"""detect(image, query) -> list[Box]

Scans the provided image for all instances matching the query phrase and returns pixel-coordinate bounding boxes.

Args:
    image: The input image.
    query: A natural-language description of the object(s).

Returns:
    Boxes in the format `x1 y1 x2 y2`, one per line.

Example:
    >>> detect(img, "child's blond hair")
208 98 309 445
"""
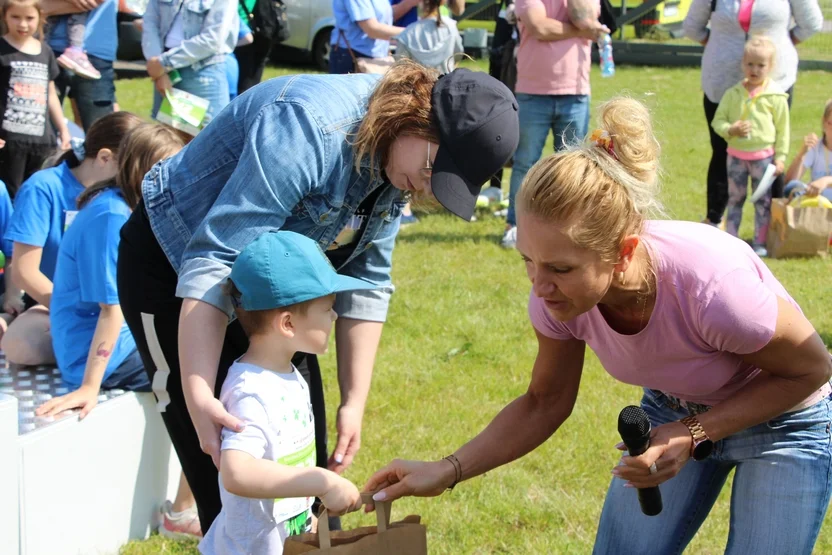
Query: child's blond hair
743 35 776 68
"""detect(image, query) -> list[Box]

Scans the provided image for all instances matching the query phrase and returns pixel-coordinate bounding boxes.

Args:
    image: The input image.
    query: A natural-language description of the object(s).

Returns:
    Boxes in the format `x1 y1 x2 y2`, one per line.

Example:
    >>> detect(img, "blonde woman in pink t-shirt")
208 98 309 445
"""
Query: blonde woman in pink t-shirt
366 97 832 553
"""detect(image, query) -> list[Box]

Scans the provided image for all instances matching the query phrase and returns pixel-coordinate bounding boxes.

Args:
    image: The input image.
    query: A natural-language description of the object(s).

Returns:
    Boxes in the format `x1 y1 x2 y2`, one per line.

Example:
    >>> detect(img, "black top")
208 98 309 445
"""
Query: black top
0 38 59 145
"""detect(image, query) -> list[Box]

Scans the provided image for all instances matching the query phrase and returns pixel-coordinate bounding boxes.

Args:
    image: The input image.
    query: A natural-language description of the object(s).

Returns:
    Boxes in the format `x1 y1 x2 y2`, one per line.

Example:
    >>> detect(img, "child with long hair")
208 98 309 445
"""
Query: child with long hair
0 0 71 198
37 122 204 541
1 111 142 366
712 35 790 257
784 99 832 201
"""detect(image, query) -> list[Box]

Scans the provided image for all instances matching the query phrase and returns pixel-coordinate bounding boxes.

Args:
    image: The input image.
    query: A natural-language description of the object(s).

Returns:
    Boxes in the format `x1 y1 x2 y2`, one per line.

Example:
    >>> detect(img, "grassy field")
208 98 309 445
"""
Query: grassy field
120 61 832 554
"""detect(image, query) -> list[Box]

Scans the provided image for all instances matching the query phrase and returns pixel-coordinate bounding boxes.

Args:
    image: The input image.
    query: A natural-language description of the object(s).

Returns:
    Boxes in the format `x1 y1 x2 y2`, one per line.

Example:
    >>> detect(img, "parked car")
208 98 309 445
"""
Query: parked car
271 0 334 71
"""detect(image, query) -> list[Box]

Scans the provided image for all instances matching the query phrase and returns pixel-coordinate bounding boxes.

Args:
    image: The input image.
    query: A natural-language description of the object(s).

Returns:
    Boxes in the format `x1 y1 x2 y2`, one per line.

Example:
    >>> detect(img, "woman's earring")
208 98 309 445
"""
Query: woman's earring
617 271 626 285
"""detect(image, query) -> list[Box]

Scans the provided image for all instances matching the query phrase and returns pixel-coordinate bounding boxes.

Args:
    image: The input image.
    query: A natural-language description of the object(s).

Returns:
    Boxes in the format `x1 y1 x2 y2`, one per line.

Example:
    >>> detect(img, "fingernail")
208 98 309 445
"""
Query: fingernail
624 483 633 488
372 491 387 502
615 442 625 449
335 454 343 464
611 469 620 476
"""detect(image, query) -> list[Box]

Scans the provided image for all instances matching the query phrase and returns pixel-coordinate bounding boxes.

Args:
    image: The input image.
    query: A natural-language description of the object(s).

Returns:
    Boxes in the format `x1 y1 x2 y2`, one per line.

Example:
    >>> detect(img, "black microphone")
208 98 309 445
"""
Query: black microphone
617 405 663 516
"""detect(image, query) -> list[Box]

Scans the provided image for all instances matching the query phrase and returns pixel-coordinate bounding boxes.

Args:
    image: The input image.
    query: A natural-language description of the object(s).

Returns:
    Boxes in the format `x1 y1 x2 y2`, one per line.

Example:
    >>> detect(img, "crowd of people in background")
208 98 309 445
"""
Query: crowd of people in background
0 0 830 553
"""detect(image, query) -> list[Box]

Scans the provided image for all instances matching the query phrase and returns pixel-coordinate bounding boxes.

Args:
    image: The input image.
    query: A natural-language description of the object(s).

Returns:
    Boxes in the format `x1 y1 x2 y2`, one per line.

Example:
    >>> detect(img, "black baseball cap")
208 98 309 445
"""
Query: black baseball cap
431 69 519 221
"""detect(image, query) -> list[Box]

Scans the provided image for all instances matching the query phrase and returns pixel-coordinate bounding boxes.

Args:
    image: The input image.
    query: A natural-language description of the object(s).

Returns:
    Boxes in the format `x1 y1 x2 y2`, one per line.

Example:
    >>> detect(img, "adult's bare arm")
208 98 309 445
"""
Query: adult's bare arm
41 0 104 17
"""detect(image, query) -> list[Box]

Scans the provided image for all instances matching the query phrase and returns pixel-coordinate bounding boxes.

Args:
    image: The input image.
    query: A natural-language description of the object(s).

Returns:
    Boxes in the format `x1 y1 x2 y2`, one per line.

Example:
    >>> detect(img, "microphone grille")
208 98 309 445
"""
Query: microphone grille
618 405 650 438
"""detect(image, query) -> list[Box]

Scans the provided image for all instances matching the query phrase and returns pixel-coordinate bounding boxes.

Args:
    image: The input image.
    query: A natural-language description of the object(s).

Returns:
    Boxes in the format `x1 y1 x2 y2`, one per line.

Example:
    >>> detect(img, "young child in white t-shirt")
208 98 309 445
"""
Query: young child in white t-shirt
199 231 375 555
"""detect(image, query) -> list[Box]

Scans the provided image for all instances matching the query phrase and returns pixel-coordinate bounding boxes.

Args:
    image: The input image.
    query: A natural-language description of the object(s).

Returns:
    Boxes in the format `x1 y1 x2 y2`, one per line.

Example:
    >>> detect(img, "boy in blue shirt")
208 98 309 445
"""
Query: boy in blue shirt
200 231 373 555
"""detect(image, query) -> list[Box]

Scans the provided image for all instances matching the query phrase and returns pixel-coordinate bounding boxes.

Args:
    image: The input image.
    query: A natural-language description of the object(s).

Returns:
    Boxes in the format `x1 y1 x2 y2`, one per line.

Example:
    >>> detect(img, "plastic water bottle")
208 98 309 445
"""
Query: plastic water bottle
598 34 615 78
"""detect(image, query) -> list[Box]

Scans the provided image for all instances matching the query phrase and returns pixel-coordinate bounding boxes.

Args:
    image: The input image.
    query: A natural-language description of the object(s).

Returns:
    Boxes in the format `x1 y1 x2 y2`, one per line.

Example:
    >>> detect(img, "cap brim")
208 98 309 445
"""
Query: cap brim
431 147 478 221
329 274 377 295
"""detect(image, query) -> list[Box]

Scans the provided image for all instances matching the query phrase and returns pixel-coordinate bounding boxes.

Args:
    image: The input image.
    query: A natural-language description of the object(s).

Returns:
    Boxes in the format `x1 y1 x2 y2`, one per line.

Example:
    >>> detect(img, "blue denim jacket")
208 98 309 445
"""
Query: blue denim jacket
141 73 407 322
141 0 238 72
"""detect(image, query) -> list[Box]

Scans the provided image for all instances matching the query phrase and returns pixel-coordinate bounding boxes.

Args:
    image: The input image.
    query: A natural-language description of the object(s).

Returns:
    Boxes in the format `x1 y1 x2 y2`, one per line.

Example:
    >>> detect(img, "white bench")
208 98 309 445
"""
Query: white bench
1 362 182 555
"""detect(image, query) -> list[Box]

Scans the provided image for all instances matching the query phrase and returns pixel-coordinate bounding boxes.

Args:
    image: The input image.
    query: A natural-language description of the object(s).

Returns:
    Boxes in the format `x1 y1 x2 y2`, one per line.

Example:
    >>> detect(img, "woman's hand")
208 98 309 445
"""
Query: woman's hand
611 421 693 488
36 384 99 419
4 293 24 316
328 404 363 475
190 393 244 469
363 459 456 512
728 120 751 138
154 74 173 96
803 133 819 153
146 56 166 80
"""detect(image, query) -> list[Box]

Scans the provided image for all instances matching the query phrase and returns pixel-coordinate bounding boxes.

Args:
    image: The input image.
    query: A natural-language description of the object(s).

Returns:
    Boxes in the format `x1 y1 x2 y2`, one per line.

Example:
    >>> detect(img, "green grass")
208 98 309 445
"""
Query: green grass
121 62 832 554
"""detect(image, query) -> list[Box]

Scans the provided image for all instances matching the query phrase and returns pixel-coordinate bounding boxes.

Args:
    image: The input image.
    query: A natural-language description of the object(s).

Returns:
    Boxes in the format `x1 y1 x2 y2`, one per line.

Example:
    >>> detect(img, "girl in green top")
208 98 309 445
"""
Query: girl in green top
712 35 790 257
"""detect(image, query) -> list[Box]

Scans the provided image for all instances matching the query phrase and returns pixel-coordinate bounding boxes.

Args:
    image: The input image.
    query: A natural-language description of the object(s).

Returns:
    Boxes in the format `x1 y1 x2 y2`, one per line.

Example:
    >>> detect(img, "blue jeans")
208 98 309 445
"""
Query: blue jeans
99 349 150 392
152 61 230 127
506 93 590 226
593 388 832 555
54 54 115 131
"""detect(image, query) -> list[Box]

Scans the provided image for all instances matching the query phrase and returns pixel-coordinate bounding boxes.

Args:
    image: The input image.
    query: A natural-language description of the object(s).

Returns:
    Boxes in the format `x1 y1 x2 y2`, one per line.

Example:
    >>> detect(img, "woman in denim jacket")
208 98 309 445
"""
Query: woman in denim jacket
141 0 238 126
117 60 519 532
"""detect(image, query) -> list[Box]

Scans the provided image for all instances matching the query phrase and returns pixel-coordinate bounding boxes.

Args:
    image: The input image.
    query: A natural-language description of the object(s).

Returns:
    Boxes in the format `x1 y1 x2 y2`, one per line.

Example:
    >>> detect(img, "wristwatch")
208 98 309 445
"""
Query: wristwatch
680 415 714 461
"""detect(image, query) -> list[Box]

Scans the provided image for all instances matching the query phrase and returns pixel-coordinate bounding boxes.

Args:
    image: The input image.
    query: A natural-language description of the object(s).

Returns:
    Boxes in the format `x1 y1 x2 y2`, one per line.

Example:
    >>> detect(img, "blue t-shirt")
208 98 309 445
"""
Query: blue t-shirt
48 0 118 61
331 0 394 59
6 162 85 282
50 188 137 388
391 0 417 26
0 180 13 258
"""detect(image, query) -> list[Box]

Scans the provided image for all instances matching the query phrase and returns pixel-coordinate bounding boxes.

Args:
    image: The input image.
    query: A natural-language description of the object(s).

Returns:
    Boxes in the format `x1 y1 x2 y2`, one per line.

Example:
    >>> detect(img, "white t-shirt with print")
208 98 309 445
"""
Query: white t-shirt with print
803 141 832 182
199 361 316 555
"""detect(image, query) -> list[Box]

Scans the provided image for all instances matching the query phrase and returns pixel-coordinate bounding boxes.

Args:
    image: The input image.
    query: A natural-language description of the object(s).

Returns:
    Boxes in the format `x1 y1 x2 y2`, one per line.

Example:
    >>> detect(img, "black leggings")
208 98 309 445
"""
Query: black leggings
703 87 793 223
117 204 331 533
234 34 273 95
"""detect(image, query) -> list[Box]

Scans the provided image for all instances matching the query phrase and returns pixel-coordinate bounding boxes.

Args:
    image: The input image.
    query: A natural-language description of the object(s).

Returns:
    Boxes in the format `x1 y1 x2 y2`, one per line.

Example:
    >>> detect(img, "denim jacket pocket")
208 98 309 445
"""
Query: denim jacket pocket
185 0 214 13
302 195 340 226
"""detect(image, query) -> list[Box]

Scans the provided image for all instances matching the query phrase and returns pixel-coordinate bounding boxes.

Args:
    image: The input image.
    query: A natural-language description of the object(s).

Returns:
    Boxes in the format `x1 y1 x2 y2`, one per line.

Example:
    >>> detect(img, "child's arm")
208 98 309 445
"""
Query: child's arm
12 243 52 307
221 449 363 514
772 97 790 174
785 133 817 183
36 304 124 418
711 96 735 139
47 81 70 150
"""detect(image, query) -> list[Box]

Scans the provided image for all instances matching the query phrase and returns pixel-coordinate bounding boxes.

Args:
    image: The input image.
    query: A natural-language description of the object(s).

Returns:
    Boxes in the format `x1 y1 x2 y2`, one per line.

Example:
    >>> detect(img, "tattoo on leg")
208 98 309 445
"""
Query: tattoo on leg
95 342 112 358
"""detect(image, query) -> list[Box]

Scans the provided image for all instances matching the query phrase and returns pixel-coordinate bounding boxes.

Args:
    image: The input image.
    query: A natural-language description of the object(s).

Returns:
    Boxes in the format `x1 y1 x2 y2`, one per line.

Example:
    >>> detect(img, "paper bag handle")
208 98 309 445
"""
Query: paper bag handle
316 492 391 549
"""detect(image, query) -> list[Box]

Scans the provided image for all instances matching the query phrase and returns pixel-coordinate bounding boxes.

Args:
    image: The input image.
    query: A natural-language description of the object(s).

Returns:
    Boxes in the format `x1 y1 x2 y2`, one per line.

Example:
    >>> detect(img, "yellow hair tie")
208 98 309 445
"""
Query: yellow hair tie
590 129 618 160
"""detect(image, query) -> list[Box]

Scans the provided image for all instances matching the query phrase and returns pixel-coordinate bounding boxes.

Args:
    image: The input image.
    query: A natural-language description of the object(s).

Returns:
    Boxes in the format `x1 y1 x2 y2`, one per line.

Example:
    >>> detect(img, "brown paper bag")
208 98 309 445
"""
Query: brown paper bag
284 493 427 555
767 198 832 259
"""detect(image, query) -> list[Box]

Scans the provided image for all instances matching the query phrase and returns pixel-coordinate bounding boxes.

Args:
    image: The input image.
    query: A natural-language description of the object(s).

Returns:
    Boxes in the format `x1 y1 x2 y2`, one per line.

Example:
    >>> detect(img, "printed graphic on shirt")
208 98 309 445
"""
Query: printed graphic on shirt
2 61 49 137
64 210 78 231
273 392 316 522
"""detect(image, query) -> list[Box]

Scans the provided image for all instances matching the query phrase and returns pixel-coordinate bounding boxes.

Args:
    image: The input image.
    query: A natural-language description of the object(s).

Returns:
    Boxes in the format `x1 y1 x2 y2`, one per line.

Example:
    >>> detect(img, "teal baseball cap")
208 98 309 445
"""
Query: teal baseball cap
230 231 375 311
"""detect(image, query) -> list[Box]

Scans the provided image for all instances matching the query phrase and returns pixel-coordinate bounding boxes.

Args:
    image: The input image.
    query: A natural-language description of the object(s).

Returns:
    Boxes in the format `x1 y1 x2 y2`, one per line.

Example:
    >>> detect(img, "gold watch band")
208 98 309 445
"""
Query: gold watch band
680 415 710 444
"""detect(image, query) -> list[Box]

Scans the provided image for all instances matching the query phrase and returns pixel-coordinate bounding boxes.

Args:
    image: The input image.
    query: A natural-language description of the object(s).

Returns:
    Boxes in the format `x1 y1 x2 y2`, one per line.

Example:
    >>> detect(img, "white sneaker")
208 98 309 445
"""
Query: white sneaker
501 226 517 249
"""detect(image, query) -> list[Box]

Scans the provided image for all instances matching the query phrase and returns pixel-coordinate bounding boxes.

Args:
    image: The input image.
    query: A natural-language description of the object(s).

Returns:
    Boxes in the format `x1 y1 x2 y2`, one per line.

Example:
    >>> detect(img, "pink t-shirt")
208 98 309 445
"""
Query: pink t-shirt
528 220 801 406
514 0 596 96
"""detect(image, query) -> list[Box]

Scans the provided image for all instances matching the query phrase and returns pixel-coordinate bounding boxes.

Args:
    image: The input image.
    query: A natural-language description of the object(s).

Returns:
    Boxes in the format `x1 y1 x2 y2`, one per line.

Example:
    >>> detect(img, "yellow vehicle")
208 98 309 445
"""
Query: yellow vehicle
608 0 693 38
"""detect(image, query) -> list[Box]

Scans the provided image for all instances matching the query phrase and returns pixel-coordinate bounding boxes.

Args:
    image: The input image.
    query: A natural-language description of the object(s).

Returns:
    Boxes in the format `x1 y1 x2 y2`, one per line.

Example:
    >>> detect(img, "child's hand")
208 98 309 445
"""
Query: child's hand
803 133 819 152
729 120 752 137
36 384 100 420
775 160 784 176
807 179 827 197
320 473 362 516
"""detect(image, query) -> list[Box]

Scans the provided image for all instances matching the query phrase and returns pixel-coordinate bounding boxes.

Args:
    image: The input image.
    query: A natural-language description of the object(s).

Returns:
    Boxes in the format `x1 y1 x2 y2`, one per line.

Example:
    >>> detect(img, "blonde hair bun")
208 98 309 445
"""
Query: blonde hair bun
594 97 662 218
